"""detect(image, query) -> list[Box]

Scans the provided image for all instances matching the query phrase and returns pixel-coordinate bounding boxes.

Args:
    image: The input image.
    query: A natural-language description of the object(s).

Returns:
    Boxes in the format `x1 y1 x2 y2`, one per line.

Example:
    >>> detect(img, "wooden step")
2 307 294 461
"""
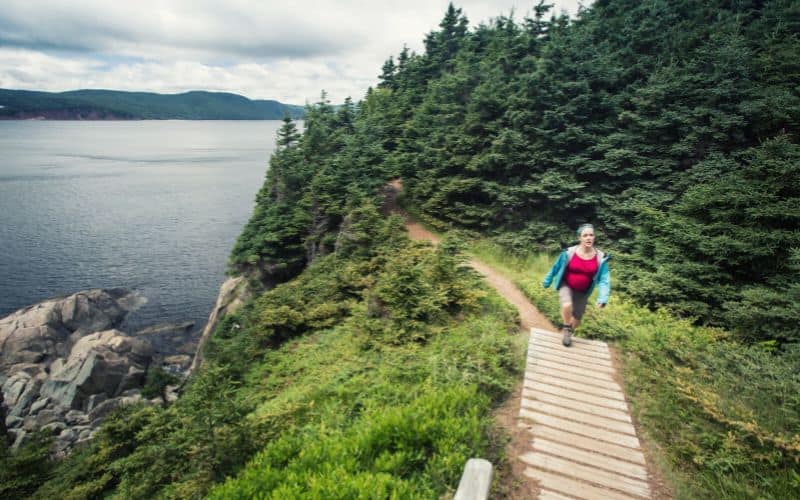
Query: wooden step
521 399 637 435
528 364 621 392
524 467 643 500
523 384 629 412
532 328 610 349
519 409 641 449
532 437 648 480
521 423 647 465
521 453 650 498
524 374 627 402
538 489 576 500
530 335 611 356
528 340 611 363
522 386 632 422
528 349 614 373
528 353 616 377
528 356 619 380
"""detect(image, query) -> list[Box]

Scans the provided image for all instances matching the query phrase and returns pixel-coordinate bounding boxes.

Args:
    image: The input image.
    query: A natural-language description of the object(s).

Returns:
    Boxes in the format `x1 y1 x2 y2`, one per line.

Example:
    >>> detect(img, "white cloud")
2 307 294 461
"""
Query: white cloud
0 1 589 104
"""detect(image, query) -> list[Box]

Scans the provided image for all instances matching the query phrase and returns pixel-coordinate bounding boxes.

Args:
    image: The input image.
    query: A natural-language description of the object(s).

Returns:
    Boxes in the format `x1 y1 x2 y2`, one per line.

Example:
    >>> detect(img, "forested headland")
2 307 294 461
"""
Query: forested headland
0 89 305 120
2 0 798 498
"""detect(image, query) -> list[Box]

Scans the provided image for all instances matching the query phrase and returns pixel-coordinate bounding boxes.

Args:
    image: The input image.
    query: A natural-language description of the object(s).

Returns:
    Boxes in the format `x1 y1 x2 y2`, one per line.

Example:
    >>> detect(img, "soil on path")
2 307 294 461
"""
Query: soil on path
385 179 553 498
385 179 555 334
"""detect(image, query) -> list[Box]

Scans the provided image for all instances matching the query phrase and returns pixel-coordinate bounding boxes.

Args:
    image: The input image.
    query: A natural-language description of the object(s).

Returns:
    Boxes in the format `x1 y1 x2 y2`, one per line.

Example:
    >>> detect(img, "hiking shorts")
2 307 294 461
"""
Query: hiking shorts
559 284 590 319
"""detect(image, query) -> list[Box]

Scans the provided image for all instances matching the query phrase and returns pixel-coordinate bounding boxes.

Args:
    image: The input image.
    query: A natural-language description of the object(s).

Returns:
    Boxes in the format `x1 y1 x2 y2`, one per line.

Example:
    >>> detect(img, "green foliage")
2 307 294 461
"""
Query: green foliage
141 368 179 400
367 236 485 339
625 136 800 341
0 432 53 498
208 387 489 499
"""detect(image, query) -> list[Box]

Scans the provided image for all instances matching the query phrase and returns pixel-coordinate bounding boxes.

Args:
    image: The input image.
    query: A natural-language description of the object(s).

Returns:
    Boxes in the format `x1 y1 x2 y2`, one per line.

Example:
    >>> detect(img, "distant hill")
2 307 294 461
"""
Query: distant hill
0 89 305 120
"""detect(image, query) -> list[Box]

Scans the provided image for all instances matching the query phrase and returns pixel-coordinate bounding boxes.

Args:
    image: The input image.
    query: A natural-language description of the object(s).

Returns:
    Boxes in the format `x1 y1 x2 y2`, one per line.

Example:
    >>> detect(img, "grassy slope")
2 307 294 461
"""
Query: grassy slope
200 231 528 498
209 291 525 498
466 239 800 499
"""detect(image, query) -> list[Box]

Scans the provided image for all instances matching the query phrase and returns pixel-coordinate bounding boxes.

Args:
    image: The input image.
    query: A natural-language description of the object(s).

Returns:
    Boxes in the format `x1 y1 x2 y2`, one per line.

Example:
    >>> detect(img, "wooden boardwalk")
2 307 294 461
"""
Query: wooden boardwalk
519 328 652 499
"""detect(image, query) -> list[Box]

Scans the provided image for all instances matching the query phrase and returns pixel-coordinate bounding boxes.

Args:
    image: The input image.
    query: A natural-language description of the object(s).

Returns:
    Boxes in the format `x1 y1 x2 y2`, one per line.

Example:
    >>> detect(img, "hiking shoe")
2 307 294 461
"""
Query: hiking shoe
561 326 573 347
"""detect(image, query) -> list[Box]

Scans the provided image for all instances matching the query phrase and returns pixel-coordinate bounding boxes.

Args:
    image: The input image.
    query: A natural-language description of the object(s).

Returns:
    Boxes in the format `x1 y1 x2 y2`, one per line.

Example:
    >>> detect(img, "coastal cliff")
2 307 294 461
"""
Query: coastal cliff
189 276 250 374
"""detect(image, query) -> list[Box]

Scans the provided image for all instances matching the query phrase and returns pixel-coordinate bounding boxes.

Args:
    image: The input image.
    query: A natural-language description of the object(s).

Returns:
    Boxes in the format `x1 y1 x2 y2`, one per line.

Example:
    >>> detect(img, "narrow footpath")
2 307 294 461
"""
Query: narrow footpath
390 181 657 499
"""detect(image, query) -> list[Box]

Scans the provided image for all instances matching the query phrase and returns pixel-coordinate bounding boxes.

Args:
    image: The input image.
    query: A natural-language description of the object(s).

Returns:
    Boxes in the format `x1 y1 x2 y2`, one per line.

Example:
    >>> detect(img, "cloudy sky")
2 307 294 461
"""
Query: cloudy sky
0 1 588 105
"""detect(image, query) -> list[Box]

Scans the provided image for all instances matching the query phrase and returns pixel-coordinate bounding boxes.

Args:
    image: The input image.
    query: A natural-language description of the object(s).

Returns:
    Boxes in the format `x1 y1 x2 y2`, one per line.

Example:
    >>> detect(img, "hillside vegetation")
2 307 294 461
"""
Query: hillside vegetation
2 1 799 498
0 89 305 120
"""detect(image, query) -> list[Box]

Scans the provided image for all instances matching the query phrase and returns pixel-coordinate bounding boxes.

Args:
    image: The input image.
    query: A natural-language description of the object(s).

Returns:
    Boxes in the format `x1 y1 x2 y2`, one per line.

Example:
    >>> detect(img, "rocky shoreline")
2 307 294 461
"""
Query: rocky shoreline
1 288 206 455
2 278 250 456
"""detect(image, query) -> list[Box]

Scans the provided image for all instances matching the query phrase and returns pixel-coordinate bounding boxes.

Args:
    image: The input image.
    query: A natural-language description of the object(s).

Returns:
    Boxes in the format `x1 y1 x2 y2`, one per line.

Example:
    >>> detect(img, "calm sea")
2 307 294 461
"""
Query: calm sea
0 120 284 334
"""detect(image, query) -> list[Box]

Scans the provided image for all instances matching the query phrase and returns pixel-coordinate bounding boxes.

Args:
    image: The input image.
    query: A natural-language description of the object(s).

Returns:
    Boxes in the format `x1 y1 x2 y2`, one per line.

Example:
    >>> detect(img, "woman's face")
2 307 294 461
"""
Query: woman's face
580 228 595 248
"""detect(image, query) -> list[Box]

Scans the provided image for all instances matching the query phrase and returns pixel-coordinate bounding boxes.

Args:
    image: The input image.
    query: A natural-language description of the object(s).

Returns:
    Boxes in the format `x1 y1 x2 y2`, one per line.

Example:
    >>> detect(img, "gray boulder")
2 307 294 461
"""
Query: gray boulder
6 415 23 429
40 330 152 411
6 375 43 417
0 288 142 370
29 396 50 415
42 421 67 435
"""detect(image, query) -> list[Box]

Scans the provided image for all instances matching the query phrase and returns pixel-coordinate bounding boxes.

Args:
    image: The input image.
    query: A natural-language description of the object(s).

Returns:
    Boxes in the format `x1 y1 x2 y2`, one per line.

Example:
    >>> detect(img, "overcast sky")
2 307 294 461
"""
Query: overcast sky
0 1 589 105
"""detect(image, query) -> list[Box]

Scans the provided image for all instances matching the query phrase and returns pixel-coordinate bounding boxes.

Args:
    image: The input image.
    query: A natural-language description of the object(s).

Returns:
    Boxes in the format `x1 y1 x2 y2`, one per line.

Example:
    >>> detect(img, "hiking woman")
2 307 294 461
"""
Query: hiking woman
542 224 611 346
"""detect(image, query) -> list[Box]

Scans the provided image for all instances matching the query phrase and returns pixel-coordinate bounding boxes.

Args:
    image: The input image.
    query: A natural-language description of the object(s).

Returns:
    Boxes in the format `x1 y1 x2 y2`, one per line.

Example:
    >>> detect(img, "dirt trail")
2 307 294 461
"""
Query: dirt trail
388 180 555 334
387 180 554 498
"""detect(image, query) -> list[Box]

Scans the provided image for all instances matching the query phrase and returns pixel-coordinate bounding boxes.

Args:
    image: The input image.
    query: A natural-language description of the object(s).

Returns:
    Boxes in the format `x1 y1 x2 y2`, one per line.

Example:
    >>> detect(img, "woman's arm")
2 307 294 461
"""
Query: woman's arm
543 252 565 288
595 260 611 305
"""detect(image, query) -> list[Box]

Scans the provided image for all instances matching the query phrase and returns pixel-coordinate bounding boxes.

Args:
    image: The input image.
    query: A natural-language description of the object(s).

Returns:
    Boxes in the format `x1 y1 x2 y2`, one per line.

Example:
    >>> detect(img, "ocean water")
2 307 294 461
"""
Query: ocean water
0 120 284 334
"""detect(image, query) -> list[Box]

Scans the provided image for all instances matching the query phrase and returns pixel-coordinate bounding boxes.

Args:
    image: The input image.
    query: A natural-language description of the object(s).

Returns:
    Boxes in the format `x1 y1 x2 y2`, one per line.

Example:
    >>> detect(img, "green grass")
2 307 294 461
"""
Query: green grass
209 290 524 498
465 237 800 499
204 243 526 498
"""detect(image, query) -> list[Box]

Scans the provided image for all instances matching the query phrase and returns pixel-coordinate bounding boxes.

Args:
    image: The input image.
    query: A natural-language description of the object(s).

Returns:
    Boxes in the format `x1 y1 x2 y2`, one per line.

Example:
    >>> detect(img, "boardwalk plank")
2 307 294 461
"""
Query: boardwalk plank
523 387 632 422
521 392 633 426
528 346 614 371
531 341 613 363
521 399 637 435
528 356 619 380
519 409 641 449
524 467 642 500
522 423 647 464
532 437 648 480
522 331 651 498
530 336 611 356
524 374 627 401
523 383 630 411
521 452 650 498
532 328 610 349
538 489 576 500
528 364 622 392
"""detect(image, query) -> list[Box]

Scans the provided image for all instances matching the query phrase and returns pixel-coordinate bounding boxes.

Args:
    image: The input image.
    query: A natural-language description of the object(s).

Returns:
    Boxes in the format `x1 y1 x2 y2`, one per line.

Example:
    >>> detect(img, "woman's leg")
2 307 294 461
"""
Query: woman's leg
571 290 589 331
558 286 575 346
560 302 574 327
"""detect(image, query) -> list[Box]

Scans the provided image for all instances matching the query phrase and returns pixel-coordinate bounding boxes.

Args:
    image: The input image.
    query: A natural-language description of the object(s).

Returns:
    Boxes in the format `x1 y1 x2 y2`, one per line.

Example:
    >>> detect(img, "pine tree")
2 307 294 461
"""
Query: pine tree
276 115 300 149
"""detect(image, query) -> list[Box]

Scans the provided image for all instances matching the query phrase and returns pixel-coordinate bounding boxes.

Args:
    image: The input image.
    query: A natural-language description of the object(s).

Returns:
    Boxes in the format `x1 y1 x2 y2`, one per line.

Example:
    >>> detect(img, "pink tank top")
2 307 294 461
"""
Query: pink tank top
563 251 598 292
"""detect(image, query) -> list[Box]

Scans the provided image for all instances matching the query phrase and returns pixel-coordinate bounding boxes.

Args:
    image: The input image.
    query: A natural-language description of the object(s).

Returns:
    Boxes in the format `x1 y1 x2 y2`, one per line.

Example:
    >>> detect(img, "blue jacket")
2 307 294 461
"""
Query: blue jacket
542 245 611 305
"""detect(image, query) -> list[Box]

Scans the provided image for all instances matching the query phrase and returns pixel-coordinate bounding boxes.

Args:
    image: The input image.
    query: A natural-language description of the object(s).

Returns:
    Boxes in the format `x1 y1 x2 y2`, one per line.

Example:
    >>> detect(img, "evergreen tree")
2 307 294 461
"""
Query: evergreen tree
276 115 300 149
